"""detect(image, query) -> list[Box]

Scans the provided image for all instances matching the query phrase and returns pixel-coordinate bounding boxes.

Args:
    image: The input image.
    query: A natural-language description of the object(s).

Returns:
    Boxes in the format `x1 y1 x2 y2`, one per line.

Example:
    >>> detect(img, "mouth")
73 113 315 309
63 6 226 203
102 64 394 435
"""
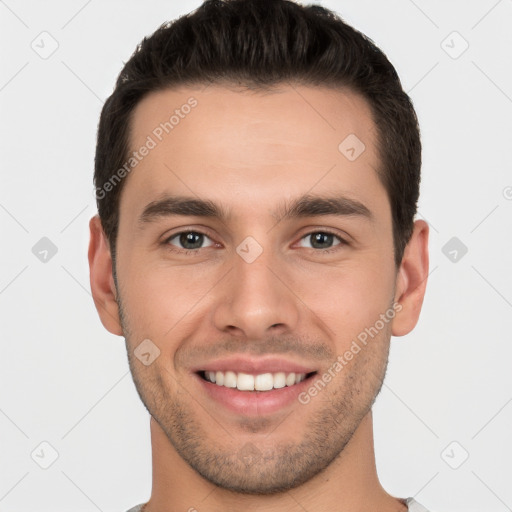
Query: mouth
198 370 317 391
194 364 319 416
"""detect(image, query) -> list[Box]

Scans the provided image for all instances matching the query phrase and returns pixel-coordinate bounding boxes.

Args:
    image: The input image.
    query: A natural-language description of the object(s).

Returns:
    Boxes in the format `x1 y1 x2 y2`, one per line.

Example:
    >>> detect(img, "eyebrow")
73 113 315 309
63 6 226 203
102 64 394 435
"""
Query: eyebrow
138 193 373 226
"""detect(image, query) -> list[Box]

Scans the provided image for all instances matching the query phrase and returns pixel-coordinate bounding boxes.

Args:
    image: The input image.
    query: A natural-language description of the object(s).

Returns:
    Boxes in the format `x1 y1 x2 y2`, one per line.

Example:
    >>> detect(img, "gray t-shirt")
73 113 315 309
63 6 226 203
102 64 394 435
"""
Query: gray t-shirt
126 497 431 511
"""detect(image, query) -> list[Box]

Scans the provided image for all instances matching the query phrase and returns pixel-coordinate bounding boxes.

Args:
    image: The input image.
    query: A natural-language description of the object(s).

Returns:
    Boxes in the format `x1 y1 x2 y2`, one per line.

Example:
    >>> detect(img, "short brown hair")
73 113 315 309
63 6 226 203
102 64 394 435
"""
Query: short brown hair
94 0 421 267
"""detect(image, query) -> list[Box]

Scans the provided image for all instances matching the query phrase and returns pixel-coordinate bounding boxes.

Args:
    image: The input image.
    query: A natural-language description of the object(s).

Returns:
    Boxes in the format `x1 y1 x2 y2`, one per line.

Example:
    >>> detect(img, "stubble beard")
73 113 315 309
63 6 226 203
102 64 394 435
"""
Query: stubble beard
118 293 391 495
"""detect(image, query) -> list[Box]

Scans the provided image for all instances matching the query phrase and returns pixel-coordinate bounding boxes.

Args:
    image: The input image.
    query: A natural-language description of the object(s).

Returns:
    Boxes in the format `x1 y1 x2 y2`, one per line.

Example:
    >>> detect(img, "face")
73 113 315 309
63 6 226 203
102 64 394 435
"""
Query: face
109 84 402 493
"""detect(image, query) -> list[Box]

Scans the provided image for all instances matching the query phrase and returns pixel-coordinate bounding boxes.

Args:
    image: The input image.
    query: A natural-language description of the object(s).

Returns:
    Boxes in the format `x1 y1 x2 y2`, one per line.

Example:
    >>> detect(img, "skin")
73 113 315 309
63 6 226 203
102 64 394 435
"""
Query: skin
89 83 429 512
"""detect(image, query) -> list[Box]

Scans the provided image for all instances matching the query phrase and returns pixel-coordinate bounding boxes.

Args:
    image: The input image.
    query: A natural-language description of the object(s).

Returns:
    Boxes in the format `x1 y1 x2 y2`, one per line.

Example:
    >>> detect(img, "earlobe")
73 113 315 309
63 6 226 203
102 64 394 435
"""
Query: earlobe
392 219 429 337
88 215 123 336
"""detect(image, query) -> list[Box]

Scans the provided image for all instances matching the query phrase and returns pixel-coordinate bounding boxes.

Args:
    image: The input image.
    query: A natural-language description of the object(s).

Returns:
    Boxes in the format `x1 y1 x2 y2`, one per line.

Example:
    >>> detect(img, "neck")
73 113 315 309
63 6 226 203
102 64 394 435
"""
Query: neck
143 410 407 512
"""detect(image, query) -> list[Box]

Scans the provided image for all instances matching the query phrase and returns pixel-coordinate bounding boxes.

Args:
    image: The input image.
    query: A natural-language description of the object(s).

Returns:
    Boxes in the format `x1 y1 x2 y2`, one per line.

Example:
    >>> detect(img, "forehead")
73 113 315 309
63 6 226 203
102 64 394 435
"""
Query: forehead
130 83 377 155
122 83 384 217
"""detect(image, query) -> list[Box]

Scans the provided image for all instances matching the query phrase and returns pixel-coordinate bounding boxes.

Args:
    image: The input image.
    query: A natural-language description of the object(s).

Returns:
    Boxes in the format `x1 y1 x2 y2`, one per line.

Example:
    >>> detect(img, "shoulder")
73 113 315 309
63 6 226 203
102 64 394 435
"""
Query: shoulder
405 497 432 512
125 505 145 512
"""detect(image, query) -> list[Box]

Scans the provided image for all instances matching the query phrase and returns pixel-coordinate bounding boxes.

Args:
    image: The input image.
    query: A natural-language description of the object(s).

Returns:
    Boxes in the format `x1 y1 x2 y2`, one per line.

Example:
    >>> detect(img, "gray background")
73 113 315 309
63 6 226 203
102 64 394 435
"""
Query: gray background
1 1 511 511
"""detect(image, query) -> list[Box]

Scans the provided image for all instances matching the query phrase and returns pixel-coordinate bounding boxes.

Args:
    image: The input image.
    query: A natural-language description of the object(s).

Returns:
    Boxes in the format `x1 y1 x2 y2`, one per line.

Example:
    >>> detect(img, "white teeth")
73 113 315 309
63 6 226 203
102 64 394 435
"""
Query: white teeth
273 372 286 389
224 371 237 388
254 373 273 391
204 370 308 391
237 372 254 391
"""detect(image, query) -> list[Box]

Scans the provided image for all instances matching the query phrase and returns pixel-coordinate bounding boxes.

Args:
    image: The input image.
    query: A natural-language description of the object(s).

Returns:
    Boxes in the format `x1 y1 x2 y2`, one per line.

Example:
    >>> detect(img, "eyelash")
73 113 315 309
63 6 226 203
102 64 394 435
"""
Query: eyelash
162 229 348 256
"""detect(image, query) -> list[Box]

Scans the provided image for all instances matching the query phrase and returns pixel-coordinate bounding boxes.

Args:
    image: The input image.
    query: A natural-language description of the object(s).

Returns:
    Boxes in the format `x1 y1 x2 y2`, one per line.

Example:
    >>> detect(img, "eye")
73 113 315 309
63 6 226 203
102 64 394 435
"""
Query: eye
165 231 215 251
298 231 345 251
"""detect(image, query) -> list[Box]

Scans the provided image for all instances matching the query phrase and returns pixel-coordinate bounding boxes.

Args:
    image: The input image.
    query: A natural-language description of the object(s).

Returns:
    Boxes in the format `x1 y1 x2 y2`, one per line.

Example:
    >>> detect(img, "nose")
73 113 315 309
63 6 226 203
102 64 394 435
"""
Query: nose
212 243 300 340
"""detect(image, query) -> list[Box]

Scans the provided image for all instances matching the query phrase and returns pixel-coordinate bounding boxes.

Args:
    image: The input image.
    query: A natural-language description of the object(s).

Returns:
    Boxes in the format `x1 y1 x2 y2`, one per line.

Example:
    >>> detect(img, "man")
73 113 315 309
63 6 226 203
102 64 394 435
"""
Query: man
88 0 430 510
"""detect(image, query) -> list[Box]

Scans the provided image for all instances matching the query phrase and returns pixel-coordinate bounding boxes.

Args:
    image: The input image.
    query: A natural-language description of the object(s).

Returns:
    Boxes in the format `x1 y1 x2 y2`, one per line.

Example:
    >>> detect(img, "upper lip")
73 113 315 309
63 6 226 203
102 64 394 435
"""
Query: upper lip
191 356 317 375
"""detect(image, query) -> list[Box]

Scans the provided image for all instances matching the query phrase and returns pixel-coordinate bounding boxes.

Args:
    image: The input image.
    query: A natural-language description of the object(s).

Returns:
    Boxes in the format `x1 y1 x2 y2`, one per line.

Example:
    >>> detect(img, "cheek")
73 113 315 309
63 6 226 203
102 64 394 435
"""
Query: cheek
298 258 396 342
117 257 219 338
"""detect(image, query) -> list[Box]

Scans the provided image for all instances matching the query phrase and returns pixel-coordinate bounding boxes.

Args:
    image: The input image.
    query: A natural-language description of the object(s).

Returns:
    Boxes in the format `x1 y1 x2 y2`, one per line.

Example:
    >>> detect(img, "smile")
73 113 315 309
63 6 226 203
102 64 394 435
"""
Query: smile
200 370 314 391
195 367 318 416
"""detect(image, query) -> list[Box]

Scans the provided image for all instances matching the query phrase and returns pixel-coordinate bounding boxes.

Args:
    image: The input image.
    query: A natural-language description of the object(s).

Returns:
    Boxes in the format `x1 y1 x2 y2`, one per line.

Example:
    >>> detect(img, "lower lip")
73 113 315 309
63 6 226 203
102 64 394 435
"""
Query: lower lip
195 373 316 416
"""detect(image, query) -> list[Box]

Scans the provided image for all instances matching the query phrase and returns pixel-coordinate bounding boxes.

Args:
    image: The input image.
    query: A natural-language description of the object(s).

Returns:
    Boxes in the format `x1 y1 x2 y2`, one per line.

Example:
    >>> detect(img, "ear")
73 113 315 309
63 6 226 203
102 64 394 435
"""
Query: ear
392 219 429 337
88 215 123 335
